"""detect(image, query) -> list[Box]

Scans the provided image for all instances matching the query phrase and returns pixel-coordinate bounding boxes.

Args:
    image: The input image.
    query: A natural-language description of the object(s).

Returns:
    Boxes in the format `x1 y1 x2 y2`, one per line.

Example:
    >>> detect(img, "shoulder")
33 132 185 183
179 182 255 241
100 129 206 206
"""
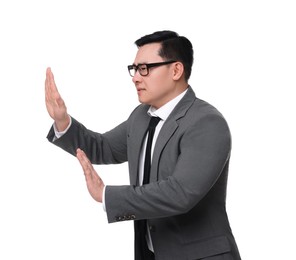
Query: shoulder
177 86 228 124
192 97 225 118
178 93 231 138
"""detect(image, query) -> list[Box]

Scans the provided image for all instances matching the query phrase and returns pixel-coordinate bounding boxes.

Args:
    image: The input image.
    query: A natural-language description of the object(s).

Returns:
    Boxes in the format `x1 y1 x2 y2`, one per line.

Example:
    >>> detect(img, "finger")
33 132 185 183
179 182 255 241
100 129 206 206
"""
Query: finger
45 68 51 100
45 67 60 101
76 149 90 170
45 67 53 94
46 67 55 90
76 149 94 179
45 68 66 111
78 150 102 185
45 68 54 102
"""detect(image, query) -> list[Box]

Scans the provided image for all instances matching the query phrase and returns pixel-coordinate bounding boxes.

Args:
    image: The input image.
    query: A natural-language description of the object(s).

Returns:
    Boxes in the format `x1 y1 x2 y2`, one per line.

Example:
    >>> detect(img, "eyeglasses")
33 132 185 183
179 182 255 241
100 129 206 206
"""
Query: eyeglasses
127 60 176 77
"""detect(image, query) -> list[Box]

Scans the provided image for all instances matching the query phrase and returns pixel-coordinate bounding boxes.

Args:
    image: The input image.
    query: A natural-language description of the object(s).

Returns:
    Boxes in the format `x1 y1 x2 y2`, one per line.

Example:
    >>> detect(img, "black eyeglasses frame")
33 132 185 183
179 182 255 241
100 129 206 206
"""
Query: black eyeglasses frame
127 60 177 77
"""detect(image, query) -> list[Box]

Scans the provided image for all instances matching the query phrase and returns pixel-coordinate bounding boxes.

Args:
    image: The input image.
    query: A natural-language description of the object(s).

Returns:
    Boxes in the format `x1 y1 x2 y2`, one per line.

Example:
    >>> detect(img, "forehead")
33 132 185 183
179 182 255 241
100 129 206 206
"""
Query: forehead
134 43 163 63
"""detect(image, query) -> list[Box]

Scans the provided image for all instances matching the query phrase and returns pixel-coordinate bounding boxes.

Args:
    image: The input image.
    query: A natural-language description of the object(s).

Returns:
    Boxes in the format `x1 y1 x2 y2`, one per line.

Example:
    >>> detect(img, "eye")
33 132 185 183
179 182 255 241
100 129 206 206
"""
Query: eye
138 65 147 72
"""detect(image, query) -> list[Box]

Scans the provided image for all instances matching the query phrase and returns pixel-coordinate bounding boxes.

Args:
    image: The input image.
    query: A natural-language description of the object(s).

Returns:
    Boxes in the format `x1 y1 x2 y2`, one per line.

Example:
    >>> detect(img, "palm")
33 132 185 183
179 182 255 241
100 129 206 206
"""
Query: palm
76 148 104 203
45 67 69 130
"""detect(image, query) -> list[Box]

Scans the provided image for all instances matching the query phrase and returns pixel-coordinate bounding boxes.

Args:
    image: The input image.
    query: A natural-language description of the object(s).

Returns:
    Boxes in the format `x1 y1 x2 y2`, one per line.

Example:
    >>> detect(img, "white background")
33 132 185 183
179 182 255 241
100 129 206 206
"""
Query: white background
0 0 295 259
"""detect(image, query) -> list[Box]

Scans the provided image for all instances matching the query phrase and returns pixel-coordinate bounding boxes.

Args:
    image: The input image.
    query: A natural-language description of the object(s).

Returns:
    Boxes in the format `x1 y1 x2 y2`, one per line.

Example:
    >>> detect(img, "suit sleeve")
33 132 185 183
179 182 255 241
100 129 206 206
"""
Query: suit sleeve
47 117 128 164
105 113 231 223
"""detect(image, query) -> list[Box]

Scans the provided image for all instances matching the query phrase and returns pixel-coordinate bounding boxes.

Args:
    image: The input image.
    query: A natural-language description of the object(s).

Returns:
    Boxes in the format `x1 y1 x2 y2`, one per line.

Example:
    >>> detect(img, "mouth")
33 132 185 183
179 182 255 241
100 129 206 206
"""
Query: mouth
136 87 145 93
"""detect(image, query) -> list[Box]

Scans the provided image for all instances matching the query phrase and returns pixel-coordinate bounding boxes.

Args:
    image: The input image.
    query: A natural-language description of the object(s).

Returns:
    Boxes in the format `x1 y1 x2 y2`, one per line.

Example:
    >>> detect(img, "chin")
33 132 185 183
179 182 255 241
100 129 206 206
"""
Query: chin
139 98 149 105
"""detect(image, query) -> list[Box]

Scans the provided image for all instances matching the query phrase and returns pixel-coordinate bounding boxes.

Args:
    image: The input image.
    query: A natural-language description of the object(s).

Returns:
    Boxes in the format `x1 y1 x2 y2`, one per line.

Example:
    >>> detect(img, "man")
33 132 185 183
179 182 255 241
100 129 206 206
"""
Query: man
45 30 241 260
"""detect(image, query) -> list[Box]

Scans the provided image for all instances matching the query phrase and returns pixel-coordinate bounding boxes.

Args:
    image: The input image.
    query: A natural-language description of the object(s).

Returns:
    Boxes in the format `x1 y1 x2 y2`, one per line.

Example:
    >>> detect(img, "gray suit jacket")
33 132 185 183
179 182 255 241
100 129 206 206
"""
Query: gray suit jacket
47 87 241 260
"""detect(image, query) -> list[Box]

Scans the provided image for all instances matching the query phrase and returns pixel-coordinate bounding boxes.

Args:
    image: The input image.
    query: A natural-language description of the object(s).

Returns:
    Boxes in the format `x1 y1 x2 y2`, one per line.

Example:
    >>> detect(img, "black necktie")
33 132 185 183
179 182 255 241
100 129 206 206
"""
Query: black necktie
135 116 161 259
143 116 161 185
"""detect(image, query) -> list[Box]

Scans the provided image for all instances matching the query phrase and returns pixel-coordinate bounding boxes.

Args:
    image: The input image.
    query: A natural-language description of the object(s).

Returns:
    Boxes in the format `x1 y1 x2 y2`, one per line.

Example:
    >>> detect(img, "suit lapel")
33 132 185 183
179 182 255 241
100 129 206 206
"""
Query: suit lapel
150 120 178 182
150 87 196 182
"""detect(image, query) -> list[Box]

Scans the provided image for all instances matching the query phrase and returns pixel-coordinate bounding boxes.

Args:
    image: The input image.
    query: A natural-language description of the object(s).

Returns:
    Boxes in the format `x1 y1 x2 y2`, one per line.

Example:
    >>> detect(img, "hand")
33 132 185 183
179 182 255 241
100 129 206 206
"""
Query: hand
45 67 70 131
76 148 105 203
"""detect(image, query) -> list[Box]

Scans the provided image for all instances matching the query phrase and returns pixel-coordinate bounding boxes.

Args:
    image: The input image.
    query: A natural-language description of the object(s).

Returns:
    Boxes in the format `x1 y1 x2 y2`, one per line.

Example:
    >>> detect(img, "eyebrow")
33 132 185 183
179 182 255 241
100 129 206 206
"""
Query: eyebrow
132 62 147 66
132 64 150 69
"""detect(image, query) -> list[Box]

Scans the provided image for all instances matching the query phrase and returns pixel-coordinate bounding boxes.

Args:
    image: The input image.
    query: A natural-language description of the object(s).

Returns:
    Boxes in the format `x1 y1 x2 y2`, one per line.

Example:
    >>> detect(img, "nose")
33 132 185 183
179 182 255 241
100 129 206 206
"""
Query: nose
132 70 141 83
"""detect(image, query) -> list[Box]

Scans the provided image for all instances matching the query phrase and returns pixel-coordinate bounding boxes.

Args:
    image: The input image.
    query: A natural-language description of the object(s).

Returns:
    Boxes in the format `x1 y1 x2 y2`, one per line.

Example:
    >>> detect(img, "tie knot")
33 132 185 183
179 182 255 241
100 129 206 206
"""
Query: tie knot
149 116 161 129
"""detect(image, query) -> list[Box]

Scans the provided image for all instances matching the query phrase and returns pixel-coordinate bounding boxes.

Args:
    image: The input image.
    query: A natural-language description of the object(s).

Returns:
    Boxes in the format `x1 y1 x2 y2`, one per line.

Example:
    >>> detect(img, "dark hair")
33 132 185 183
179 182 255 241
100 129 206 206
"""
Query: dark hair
135 30 194 81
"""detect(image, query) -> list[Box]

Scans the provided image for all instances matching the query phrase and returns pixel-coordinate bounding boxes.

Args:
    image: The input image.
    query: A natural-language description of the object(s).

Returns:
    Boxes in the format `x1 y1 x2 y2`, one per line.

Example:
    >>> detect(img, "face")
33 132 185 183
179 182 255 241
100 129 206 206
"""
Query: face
131 43 179 109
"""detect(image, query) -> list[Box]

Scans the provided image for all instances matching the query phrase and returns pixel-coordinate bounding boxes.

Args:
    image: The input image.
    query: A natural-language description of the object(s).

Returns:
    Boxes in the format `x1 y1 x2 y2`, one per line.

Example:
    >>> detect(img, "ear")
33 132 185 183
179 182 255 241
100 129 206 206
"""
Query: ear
172 62 184 81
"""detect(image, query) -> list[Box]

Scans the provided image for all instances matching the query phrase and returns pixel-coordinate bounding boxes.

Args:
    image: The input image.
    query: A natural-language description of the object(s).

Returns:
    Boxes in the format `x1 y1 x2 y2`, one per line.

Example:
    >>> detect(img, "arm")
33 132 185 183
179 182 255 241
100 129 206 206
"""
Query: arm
45 68 128 165
104 114 231 223
47 117 128 165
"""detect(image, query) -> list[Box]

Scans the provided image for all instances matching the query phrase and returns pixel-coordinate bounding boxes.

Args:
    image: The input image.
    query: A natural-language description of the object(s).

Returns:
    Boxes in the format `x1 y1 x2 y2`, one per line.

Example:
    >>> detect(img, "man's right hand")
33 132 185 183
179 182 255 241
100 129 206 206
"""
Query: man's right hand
45 67 70 132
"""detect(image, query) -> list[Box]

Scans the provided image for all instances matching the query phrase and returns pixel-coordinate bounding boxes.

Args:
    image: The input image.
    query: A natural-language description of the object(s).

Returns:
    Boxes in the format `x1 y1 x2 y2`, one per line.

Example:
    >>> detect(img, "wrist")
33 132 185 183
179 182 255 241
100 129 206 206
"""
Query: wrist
55 115 70 132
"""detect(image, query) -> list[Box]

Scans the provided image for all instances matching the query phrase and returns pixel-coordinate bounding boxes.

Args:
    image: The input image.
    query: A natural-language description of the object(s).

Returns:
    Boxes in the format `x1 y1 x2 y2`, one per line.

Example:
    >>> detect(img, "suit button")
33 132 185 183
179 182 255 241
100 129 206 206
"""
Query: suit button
115 216 123 221
130 214 136 220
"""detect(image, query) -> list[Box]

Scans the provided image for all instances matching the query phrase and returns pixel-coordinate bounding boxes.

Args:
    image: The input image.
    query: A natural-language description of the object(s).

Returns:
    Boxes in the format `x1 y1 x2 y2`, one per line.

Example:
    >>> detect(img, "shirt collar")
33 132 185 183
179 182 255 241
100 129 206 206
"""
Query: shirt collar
147 88 188 121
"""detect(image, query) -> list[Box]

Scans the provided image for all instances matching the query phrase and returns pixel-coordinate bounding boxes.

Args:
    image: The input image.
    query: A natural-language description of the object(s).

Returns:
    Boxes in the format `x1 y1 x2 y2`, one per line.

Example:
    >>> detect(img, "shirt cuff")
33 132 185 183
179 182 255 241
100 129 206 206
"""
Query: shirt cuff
102 186 106 212
53 116 72 139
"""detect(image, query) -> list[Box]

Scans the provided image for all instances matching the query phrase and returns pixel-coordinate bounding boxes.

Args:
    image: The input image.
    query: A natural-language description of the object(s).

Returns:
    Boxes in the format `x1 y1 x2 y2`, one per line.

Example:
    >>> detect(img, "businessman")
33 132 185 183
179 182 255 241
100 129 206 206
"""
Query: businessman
45 30 241 260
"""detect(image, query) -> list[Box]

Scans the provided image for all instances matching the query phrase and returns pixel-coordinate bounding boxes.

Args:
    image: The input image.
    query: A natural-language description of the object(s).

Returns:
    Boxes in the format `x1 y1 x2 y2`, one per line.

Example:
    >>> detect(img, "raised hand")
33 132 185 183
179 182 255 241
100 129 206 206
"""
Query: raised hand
45 67 70 131
76 148 105 203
